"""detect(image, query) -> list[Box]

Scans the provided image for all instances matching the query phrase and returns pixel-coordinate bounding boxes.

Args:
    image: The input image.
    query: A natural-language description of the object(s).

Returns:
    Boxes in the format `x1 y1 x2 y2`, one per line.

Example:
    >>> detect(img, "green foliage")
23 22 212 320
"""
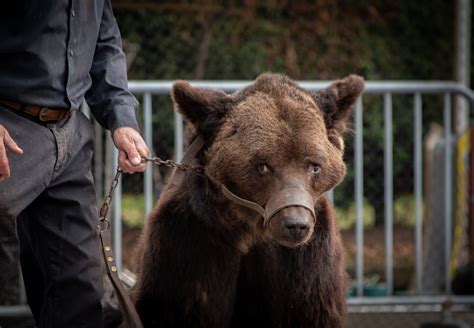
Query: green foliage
335 198 375 231
334 193 417 231
115 0 455 80
121 193 146 227
393 194 417 227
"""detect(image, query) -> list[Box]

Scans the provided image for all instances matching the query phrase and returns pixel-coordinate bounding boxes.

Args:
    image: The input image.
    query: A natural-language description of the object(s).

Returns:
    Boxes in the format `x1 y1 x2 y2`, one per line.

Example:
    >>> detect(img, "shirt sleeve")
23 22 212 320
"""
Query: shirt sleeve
85 0 139 133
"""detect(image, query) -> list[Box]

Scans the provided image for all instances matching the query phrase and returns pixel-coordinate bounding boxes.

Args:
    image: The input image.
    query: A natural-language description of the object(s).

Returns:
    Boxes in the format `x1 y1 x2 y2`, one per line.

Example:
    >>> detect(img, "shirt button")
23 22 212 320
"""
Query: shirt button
73 38 77 44
69 50 74 56
71 9 76 17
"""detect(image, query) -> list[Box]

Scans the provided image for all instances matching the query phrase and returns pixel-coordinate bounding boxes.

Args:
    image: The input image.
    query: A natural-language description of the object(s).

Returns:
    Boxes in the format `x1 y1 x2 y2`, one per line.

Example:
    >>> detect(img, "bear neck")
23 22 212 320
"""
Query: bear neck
181 173 260 254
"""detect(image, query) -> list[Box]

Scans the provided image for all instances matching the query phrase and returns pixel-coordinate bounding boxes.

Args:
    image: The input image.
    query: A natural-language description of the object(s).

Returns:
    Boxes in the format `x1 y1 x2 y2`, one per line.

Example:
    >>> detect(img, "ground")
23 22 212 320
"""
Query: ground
342 224 416 291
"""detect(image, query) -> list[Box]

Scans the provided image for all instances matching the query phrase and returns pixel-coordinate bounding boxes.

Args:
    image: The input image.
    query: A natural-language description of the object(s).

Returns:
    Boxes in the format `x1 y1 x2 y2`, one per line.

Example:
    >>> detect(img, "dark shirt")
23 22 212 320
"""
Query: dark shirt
0 0 139 132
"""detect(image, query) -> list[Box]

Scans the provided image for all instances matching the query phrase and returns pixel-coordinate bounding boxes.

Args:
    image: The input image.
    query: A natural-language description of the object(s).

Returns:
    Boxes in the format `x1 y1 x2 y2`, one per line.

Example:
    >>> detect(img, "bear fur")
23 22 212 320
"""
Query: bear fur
132 73 365 327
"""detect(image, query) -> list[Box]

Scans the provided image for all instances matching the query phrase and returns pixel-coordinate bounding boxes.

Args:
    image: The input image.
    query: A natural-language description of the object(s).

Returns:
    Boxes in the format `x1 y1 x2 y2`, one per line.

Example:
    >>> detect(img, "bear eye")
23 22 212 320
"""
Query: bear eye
257 163 270 175
308 163 321 176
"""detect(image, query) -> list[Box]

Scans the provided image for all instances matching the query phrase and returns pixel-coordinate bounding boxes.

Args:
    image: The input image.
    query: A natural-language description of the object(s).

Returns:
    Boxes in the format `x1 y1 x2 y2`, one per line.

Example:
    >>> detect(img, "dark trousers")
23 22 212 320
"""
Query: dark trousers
0 106 103 327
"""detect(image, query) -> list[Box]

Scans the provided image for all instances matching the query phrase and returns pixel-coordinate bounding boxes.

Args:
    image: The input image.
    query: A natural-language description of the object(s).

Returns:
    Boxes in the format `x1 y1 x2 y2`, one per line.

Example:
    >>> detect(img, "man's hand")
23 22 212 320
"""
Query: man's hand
0 124 23 181
113 127 149 174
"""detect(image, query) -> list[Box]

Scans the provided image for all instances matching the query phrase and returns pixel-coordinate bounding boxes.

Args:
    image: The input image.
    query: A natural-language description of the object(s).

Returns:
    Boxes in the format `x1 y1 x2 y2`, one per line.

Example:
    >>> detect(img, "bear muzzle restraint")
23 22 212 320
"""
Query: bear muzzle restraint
221 185 316 227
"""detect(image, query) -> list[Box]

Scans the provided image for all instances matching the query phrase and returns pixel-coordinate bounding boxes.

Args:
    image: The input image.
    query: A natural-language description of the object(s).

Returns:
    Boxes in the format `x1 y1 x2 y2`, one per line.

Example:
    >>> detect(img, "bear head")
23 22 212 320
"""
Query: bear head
171 73 364 248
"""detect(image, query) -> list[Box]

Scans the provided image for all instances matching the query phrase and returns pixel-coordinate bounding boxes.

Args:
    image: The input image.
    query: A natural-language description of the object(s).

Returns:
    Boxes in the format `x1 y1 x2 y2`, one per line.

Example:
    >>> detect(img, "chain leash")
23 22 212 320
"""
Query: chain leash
144 156 205 176
98 156 204 231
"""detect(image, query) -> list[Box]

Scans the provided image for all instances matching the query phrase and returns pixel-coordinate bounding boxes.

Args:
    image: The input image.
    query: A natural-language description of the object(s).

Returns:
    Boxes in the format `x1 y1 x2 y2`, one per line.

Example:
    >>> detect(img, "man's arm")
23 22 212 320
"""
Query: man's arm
0 124 23 180
85 0 148 173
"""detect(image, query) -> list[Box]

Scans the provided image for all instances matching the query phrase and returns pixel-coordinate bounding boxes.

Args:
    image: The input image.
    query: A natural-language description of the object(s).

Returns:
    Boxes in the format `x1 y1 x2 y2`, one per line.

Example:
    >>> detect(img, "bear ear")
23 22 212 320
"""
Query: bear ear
312 75 365 135
171 81 229 127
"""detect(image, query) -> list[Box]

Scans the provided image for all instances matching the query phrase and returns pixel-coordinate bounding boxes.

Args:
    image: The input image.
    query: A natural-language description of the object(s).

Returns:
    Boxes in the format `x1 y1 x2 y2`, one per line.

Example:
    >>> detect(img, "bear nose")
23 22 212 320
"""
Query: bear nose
282 216 310 239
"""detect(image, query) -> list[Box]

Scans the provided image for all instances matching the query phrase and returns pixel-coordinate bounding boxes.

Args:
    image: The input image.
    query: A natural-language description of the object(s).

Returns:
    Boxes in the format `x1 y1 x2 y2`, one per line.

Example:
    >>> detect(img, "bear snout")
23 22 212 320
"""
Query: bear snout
267 206 314 248
282 215 310 239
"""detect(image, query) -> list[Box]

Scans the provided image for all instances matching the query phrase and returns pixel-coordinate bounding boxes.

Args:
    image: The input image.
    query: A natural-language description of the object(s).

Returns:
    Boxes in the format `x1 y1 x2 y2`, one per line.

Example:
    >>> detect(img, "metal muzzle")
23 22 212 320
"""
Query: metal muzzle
221 185 316 227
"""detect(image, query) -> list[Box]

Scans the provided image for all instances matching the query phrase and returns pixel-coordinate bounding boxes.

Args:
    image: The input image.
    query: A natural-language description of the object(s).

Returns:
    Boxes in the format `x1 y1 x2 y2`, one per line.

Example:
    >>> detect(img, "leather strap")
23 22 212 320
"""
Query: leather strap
100 229 144 328
263 188 316 226
221 184 266 218
0 100 71 122
169 136 205 186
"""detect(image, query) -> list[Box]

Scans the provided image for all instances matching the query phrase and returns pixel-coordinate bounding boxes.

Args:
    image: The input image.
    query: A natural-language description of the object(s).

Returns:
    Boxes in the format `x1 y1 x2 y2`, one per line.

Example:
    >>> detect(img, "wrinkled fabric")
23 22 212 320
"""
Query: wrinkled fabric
0 107 103 328
0 0 139 133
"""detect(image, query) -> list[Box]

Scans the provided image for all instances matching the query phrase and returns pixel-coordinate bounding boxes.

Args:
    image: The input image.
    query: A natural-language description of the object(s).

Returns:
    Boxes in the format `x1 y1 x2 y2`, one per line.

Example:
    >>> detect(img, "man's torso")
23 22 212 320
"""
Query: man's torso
0 0 106 110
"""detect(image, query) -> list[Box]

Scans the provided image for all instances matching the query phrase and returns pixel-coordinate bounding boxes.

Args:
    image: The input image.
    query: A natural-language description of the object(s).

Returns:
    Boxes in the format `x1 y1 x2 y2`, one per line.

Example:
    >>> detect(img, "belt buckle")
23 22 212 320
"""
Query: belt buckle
38 107 48 122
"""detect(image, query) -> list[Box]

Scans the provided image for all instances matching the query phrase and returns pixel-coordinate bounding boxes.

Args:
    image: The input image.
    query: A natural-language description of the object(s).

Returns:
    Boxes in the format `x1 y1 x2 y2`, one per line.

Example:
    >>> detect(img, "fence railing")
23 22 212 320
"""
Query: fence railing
2 80 474 318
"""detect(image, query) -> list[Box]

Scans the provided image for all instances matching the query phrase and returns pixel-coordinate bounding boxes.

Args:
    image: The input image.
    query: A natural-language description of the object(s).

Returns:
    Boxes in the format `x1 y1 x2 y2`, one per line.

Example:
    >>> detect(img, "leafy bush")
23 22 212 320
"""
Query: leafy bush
393 194 417 227
122 193 146 227
335 198 375 230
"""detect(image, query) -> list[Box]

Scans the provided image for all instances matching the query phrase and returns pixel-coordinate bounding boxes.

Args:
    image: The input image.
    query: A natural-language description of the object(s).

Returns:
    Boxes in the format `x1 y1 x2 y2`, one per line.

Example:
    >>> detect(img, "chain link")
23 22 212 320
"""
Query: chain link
143 156 205 176
98 156 204 230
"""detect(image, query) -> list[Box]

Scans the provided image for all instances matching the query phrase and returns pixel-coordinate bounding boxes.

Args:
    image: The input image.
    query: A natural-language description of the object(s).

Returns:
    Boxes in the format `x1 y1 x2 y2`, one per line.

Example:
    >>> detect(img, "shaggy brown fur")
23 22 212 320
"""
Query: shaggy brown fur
132 73 364 327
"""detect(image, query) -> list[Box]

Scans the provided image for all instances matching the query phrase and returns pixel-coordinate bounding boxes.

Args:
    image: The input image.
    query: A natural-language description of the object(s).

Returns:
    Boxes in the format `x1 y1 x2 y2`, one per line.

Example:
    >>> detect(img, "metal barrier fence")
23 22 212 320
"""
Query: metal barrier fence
2 81 474 319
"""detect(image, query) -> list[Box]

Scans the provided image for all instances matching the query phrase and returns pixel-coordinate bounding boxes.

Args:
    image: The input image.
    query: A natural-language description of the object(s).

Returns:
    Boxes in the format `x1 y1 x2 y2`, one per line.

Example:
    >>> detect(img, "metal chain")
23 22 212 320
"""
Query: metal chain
142 156 205 176
98 166 122 230
98 156 204 230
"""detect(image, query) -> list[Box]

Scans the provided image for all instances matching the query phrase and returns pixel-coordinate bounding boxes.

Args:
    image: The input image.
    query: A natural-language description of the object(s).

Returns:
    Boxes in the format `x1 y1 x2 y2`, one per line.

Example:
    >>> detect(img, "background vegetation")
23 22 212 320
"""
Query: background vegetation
113 0 472 226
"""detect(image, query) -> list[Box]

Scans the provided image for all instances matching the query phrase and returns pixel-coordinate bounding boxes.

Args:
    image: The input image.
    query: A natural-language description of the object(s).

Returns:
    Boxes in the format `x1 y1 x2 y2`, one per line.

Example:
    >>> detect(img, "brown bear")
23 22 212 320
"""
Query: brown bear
132 73 364 327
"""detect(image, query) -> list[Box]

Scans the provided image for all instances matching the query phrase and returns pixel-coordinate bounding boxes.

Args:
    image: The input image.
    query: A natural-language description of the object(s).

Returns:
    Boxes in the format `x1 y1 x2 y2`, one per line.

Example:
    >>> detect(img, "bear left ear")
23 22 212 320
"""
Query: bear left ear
171 81 229 129
312 75 365 136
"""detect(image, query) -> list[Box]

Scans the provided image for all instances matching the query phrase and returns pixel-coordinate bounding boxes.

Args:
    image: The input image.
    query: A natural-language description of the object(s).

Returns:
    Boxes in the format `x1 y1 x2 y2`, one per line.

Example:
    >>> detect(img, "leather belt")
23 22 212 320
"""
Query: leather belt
0 100 71 122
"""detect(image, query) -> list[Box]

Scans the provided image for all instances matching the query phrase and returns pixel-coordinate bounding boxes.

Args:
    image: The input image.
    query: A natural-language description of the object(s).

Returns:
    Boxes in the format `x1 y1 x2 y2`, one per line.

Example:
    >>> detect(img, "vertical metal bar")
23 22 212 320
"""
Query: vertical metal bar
327 189 334 204
414 93 423 294
144 93 153 217
112 148 122 271
355 97 364 297
444 93 452 295
174 111 184 161
384 93 394 296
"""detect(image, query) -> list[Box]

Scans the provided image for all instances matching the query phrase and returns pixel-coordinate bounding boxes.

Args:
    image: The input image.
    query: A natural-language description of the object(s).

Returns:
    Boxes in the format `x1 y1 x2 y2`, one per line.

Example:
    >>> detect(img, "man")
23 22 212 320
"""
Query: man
0 1 148 327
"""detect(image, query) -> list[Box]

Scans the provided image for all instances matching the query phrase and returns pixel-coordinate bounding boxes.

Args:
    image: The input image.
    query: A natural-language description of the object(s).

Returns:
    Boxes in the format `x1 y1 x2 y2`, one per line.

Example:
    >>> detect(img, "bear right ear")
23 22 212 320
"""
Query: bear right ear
171 81 229 128
312 75 365 135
